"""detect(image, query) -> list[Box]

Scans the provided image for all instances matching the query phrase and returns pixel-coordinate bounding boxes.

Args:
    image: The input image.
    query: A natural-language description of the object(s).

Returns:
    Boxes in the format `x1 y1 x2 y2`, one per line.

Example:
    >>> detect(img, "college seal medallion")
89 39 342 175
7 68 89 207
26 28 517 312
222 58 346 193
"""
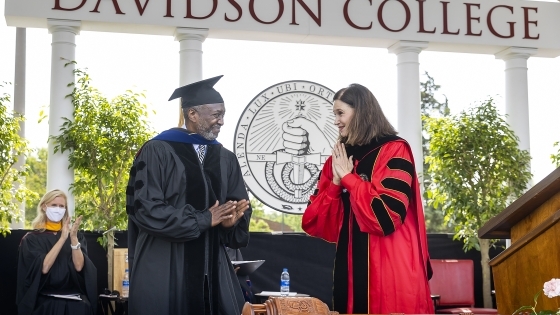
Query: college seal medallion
234 80 338 214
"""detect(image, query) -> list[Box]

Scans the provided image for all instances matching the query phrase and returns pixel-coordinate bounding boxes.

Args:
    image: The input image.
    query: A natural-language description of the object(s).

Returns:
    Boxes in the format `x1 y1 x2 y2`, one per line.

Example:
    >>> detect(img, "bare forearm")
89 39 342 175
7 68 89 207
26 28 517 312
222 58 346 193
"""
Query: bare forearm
70 236 84 272
42 238 65 274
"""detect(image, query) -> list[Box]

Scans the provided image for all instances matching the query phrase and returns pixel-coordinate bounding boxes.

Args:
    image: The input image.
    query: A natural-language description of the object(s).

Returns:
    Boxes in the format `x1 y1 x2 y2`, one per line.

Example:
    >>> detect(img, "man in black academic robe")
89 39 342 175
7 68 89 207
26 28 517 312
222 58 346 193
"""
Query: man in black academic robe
126 75 252 315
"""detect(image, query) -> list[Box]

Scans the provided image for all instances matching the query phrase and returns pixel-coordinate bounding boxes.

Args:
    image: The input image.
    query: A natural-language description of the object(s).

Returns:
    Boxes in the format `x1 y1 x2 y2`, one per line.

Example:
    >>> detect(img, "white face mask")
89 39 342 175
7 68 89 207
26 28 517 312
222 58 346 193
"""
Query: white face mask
46 207 66 222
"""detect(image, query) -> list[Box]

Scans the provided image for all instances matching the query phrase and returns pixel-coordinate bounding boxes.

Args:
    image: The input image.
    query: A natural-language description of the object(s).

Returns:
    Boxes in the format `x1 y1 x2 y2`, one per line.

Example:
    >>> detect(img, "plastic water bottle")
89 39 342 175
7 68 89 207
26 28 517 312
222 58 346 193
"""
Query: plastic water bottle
280 268 290 296
122 269 130 298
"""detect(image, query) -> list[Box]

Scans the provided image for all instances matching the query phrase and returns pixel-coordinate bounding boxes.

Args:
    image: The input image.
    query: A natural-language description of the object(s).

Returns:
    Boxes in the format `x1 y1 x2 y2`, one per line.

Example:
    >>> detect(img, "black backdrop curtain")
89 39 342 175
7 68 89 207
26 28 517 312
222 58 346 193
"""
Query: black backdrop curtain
0 231 504 315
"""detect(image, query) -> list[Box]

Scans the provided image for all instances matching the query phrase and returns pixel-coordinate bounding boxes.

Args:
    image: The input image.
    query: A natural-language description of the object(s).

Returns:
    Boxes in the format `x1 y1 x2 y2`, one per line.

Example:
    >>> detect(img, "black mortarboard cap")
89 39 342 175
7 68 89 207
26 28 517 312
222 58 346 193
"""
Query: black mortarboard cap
168 75 224 108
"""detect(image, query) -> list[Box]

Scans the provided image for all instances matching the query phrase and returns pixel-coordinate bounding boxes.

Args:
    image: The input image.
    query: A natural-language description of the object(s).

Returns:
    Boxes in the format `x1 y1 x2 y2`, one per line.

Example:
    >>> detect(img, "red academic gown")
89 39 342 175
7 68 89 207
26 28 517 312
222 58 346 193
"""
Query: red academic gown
302 136 434 314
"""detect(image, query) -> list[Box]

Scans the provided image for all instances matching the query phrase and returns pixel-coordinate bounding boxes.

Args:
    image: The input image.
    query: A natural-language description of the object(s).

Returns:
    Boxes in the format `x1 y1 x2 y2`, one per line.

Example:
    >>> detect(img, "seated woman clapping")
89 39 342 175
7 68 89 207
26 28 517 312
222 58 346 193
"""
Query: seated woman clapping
16 189 97 315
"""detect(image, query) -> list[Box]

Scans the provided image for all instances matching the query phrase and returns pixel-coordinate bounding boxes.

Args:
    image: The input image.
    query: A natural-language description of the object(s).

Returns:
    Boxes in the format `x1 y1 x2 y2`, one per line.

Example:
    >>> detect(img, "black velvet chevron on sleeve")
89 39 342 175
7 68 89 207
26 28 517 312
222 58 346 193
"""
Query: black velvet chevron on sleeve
380 177 411 226
371 198 396 235
370 157 415 235
386 157 414 178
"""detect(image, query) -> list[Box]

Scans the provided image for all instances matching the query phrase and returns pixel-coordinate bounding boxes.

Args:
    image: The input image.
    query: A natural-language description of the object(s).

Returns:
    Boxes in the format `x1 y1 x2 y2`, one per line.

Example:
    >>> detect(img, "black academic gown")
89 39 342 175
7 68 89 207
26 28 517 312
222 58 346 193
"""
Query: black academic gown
16 231 97 315
225 247 255 303
126 129 252 315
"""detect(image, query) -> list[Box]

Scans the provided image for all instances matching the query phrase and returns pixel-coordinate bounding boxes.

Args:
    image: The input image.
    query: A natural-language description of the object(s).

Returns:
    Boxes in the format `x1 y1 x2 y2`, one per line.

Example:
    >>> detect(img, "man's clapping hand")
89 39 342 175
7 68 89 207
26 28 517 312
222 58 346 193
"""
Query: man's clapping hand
221 199 250 228
209 201 236 227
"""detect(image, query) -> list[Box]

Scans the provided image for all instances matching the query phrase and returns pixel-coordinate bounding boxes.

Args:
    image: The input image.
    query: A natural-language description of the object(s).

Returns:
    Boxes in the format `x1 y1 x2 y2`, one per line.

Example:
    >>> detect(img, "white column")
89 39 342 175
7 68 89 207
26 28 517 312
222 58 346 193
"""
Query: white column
47 19 81 216
14 28 26 127
174 27 208 86
495 47 537 154
11 27 26 229
388 41 428 181
174 28 208 126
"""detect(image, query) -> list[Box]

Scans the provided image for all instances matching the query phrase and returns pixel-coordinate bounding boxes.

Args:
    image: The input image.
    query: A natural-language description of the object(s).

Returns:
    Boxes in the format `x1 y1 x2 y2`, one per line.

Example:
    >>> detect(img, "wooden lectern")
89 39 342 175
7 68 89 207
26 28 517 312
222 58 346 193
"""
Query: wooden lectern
479 167 560 315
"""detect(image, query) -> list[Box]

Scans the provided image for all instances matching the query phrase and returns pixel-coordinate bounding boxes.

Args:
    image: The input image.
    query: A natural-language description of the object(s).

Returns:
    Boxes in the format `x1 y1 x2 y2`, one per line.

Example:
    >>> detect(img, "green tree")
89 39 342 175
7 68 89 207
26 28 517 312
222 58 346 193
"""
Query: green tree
551 141 560 168
248 197 303 232
250 219 272 232
282 213 303 232
51 69 155 234
24 148 48 225
249 197 271 232
424 98 531 307
51 68 155 289
421 72 450 118
0 83 36 235
420 72 453 233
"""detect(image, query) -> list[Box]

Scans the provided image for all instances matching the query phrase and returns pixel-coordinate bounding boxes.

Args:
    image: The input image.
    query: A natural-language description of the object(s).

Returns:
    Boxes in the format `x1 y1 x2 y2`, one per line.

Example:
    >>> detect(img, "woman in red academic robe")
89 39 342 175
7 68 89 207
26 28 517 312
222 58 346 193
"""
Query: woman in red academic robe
302 84 434 314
